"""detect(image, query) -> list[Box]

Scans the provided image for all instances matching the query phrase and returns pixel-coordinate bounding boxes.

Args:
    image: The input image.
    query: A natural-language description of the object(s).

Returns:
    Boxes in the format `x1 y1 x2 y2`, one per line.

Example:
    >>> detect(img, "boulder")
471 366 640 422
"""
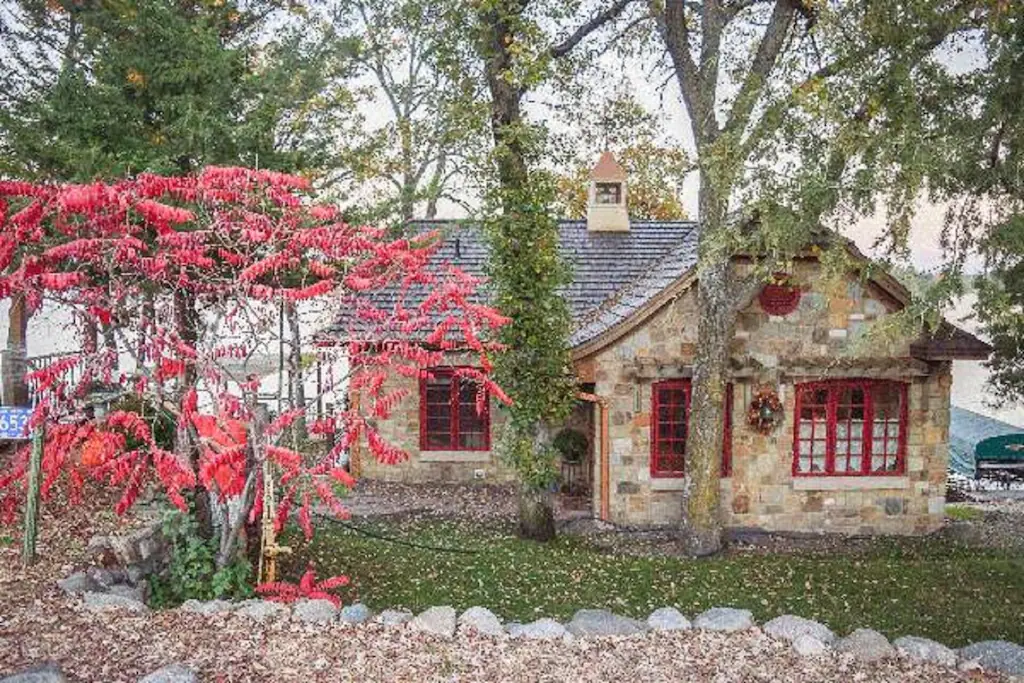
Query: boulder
507 618 567 640
83 591 148 613
0 662 66 683
893 636 957 668
835 628 896 662
411 606 457 639
958 641 1024 676
339 603 373 625
137 663 198 683
292 599 339 624
87 524 169 578
56 572 102 595
792 634 828 657
107 583 147 603
646 607 691 632
565 609 647 637
693 607 754 632
233 600 288 622
376 609 414 626
86 567 126 588
178 599 233 616
457 607 504 636
763 615 836 645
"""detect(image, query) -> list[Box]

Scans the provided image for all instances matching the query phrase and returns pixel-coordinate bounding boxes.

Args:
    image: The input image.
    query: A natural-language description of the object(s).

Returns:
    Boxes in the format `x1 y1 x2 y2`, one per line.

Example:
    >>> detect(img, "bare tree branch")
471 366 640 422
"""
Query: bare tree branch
723 0 796 137
549 0 640 59
653 0 702 144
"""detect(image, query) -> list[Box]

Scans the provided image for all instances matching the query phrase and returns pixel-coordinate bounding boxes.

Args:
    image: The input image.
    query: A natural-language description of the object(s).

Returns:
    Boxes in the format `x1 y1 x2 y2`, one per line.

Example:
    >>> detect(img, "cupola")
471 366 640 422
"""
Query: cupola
586 151 629 232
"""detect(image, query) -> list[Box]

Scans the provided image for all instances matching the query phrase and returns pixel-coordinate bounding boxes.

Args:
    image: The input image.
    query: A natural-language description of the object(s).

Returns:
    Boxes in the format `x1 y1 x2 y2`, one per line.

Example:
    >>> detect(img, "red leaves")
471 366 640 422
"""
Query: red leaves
266 445 302 469
134 199 194 225
157 357 187 381
0 164 509 551
256 562 349 606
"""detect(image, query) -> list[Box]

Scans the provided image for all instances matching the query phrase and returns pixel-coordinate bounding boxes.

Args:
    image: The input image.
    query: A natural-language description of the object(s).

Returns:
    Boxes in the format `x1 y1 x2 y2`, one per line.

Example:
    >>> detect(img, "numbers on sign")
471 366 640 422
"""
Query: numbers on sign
0 408 32 439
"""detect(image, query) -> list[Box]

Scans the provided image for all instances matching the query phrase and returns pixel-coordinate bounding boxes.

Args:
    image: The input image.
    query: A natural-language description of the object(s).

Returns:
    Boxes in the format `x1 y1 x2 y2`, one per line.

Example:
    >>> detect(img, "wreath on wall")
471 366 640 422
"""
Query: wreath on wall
747 385 783 434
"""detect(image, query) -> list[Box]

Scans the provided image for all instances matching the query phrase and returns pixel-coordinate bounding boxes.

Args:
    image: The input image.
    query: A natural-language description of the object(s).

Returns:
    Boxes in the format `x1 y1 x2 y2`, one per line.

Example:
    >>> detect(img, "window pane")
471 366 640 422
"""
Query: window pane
869 383 904 472
459 431 485 450
595 182 622 204
423 373 452 450
653 383 689 475
796 386 830 474
423 369 490 451
426 432 450 449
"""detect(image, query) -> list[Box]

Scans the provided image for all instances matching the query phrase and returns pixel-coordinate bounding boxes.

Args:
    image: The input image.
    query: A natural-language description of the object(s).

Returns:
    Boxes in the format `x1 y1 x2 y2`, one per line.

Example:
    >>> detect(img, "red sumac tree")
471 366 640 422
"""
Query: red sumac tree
0 167 506 567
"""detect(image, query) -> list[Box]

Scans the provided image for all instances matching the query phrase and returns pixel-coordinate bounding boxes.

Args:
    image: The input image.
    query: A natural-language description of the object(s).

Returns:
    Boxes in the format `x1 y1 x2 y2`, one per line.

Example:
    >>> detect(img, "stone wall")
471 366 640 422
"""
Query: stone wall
585 261 951 534
352 354 514 484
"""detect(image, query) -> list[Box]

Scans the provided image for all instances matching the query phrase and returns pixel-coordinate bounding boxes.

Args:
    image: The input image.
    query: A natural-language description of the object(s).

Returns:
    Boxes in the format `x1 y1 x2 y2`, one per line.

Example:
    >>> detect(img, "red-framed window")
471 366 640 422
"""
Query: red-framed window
419 367 490 451
651 380 733 478
793 380 908 476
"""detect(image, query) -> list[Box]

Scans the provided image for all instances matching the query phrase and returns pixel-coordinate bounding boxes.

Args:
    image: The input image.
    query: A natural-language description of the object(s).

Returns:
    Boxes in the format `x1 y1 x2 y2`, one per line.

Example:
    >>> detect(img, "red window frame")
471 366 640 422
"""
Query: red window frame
419 367 490 452
792 379 908 477
651 380 733 478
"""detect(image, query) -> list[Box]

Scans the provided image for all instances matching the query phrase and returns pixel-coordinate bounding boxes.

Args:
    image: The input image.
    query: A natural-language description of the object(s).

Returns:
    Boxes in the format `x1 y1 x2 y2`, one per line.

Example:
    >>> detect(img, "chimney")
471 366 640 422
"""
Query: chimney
586 151 629 232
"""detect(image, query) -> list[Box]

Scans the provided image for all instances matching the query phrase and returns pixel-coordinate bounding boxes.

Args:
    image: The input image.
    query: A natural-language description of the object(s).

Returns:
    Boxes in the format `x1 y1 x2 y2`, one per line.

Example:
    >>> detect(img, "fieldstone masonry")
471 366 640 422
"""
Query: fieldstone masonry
354 353 513 484
586 262 951 533
358 262 953 535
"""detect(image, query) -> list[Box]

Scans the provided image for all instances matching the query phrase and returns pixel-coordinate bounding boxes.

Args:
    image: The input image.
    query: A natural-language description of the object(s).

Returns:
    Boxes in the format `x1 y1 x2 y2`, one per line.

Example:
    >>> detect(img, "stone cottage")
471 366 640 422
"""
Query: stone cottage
333 152 991 535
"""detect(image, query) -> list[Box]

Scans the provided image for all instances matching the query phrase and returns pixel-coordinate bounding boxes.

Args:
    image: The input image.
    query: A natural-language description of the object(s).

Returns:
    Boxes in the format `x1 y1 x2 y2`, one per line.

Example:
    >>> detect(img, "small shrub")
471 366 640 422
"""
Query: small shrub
257 562 349 606
148 511 253 607
552 428 588 464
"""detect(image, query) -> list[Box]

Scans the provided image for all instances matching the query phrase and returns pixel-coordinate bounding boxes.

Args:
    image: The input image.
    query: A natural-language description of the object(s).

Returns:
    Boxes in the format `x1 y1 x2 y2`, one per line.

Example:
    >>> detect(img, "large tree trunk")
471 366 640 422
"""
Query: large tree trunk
479 2 559 541
684 188 737 556
2 294 30 406
518 485 555 541
685 260 732 555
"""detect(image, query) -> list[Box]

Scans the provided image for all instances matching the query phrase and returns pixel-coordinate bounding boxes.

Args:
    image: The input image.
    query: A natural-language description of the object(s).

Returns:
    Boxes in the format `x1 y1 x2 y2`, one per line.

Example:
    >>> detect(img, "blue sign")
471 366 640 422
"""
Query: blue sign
0 407 32 440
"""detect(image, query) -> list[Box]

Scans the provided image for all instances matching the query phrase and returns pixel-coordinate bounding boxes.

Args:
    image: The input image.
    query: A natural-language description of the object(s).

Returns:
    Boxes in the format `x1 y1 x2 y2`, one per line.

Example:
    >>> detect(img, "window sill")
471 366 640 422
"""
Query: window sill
650 477 687 492
792 476 909 491
419 450 491 463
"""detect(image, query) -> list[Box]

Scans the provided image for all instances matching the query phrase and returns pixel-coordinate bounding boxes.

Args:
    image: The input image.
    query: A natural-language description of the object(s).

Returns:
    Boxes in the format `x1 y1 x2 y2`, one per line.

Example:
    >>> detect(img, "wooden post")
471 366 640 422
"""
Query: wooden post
22 425 44 566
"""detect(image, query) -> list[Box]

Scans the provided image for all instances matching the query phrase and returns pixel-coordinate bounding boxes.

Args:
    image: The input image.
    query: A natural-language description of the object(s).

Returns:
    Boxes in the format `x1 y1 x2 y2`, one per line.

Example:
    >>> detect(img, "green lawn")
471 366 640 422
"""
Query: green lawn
282 518 1024 647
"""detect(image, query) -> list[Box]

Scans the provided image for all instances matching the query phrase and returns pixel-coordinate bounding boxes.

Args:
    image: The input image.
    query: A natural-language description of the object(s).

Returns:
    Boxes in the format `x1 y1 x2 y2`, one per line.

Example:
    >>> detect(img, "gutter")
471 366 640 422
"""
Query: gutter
577 391 610 522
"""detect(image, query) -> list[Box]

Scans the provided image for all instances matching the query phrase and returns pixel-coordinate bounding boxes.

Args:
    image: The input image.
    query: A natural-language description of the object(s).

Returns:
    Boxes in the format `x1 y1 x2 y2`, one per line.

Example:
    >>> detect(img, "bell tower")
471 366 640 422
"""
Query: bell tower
586 151 629 232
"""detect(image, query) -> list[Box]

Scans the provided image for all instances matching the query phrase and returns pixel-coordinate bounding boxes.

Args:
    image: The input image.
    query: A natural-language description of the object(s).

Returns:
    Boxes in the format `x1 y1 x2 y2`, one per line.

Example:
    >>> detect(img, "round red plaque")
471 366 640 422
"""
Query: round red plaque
758 275 801 316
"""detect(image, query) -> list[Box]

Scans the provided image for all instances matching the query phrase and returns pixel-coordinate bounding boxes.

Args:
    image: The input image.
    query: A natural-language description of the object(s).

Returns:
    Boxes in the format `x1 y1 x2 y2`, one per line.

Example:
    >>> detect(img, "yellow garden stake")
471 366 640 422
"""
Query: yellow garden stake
259 458 291 583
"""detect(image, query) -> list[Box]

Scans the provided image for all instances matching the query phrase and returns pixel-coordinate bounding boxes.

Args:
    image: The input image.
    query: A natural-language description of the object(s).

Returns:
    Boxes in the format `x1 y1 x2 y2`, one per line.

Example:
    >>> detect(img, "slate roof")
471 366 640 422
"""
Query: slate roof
326 219 699 348
327 218 990 361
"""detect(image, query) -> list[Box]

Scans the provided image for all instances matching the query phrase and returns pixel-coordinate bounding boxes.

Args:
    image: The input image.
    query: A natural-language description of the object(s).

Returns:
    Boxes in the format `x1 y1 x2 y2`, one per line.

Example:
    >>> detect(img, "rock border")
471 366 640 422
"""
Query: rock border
44 585 1024 681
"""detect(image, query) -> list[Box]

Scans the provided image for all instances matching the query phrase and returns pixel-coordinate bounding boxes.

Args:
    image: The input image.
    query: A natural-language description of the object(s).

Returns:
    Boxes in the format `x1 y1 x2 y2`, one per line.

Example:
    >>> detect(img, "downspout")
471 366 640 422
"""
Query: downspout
577 391 610 522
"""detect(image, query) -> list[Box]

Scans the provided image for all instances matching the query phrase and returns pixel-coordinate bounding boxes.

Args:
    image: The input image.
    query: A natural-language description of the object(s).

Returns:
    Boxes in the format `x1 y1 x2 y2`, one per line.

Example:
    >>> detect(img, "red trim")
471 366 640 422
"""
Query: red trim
722 383 733 477
419 367 491 452
650 380 733 479
792 379 907 477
